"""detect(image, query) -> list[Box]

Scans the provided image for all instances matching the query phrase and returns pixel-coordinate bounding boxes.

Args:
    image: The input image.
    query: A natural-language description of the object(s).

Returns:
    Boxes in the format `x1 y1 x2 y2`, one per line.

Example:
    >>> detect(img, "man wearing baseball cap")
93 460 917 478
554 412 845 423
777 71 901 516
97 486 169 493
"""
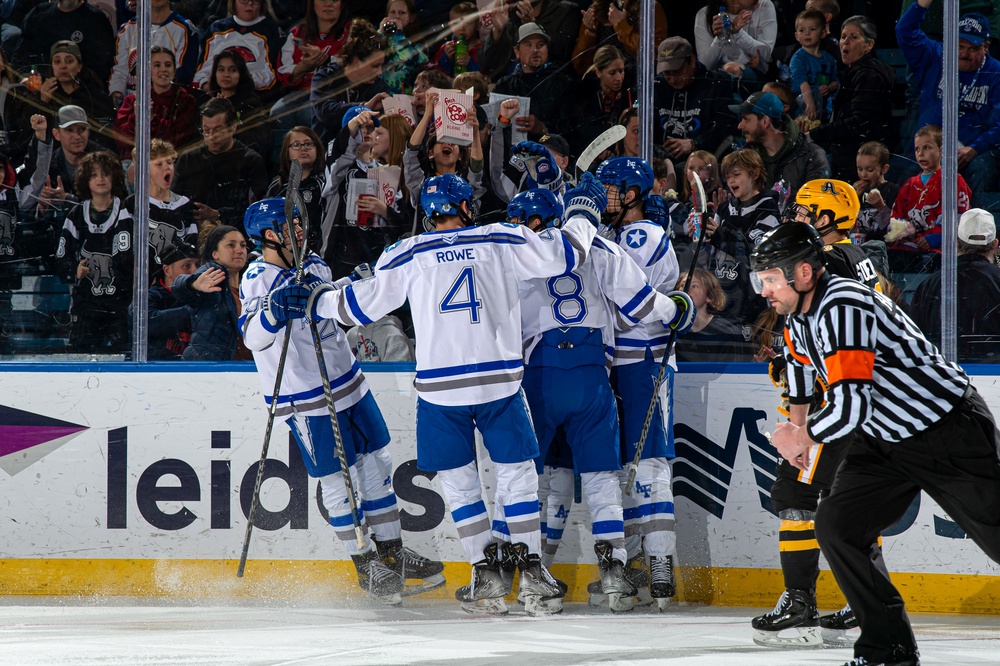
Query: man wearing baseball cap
478 0 581 78
493 22 572 140
730 91 830 198
910 208 1000 363
898 0 1000 193
21 105 102 216
653 36 736 167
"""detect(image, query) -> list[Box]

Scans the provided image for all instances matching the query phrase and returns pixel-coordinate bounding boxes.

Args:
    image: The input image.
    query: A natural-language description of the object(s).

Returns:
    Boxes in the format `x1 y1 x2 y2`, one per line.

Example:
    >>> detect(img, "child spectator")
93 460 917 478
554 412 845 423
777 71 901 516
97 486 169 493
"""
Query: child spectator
676 150 721 270
762 80 795 117
790 10 839 123
379 0 429 94
144 240 199 360
128 139 198 277
206 50 272 167
674 268 753 362
55 152 134 354
706 148 779 326
886 125 972 265
115 46 198 160
853 140 898 243
411 69 452 120
427 2 482 77
266 126 327 253
194 0 282 95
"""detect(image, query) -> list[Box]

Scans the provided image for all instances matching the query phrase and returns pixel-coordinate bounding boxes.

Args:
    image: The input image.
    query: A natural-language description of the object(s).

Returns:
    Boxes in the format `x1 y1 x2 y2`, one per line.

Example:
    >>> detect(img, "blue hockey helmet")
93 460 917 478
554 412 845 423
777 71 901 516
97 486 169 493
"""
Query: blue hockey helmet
244 197 298 243
596 156 655 201
507 189 563 230
421 174 473 220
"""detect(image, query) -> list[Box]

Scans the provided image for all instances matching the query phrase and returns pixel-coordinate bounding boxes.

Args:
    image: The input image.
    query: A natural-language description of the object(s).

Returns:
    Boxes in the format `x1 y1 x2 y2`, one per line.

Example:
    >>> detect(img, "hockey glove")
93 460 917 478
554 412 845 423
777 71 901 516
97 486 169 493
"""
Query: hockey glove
511 141 563 191
564 172 608 229
261 283 310 333
643 194 670 231
349 262 375 281
305 282 338 322
665 290 696 335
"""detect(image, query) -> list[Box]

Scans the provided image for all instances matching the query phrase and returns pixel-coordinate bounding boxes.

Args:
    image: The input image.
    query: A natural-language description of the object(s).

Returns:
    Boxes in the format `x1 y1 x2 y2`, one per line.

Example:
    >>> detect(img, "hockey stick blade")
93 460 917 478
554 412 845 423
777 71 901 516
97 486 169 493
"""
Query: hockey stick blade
577 125 627 174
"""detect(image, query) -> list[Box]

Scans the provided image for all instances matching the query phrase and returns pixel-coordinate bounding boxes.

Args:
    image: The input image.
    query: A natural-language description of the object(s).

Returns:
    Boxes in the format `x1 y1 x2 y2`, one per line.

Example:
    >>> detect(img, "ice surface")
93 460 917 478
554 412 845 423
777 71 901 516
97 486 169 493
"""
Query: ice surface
1 599 998 665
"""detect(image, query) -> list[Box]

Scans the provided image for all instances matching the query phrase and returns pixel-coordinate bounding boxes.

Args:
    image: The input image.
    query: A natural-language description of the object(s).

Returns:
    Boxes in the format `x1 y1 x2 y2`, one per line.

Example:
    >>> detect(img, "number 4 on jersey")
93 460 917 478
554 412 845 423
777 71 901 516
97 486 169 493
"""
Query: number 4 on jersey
440 266 483 323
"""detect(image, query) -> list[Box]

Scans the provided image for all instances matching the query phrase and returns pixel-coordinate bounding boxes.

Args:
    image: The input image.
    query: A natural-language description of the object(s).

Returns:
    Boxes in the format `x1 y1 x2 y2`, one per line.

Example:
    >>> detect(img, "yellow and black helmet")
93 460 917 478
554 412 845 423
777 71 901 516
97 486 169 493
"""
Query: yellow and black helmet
790 179 860 234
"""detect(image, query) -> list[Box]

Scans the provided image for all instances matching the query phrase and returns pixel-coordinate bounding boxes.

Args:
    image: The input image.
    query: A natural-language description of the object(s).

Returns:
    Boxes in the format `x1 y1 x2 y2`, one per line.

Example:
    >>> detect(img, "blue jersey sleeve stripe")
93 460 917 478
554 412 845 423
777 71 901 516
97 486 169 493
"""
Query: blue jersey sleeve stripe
383 234 528 270
344 285 373 325
561 232 576 273
620 284 654 317
415 358 522 379
647 234 670 266
452 500 488 523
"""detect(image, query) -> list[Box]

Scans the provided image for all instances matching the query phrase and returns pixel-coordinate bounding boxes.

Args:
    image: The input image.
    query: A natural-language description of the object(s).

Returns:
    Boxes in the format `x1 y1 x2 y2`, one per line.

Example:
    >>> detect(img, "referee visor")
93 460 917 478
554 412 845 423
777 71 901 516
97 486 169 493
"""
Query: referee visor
750 268 789 294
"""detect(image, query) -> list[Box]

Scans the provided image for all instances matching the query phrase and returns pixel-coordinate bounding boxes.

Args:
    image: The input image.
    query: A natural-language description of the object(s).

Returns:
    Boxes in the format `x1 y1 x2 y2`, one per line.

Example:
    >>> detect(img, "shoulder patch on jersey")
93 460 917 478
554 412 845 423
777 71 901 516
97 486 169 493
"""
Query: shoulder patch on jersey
538 228 554 241
625 228 647 248
384 239 403 252
244 263 268 280
499 222 519 228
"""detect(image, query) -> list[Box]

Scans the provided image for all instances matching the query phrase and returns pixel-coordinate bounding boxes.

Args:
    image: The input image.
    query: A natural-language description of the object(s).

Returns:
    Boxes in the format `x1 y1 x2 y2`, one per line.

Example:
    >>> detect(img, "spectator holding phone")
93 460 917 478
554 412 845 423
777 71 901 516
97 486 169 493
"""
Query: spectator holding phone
479 0 582 78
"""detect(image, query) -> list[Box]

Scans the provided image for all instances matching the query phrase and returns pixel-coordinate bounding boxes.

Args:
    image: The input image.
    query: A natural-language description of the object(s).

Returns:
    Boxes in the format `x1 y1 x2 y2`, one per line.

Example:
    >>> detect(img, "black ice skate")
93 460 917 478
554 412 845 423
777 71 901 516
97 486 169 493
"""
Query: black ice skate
503 542 565 616
586 554 652 609
821 603 859 644
840 655 919 666
751 588 821 647
374 537 446 597
649 555 676 611
594 541 637 613
351 549 403 606
455 543 508 616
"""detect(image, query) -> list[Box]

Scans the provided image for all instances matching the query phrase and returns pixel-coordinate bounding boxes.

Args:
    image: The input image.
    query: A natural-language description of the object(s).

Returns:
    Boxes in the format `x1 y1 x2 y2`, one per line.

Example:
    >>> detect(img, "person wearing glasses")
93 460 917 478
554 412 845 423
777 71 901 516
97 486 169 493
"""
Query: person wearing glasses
193 0 283 95
265 126 327 253
173 98 269 235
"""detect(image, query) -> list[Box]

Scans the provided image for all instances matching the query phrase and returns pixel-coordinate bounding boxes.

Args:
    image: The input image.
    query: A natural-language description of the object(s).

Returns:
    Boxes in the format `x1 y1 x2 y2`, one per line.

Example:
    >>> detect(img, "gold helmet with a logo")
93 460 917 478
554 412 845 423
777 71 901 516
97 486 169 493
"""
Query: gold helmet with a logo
790 179 860 233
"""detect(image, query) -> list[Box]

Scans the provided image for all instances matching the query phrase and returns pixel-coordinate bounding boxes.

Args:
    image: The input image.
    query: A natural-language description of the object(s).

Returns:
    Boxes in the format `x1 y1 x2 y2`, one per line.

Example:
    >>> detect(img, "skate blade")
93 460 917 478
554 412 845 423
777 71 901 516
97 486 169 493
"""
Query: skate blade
370 592 403 607
635 588 655 607
401 574 446 597
821 627 859 646
752 626 822 648
460 597 509 616
588 591 608 607
656 597 671 612
608 593 636 613
523 595 564 616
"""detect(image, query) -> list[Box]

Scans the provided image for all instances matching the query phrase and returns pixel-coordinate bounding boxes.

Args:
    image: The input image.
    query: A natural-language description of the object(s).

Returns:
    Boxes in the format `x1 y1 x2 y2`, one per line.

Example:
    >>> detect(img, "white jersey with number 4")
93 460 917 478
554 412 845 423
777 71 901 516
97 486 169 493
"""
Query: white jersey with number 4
519 236 681 365
312 217 596 406
239 253 368 419
610 220 680 366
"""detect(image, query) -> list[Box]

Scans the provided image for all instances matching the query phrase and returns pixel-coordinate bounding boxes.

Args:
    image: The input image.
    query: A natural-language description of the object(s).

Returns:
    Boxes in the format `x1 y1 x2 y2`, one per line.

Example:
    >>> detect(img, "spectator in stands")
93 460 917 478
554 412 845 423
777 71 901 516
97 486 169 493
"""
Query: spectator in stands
853 140 899 243
808 15 894 181
492 23 573 140
571 0 668 76
173 98 269 235
694 0 777 82
411 68 451 118
22 107 103 218
271 0 351 137
206 50 272 163
0 46 32 168
310 19 390 145
673 150 721 270
653 36 737 166
194 0 283 95
265 126 327 253
29 41 116 140
55 151 133 355
171 224 252 360
613 108 676 190
569 45 634 157
379 0 429 93
14 0 116 83
427 2 482 77
910 208 1000 363
109 0 200 106
731 91 830 201
897 1 1000 195
790 9 839 124
675 268 753 362
115 46 198 160
479 0 582 78
128 139 198 276
886 125 972 268
143 240 198 360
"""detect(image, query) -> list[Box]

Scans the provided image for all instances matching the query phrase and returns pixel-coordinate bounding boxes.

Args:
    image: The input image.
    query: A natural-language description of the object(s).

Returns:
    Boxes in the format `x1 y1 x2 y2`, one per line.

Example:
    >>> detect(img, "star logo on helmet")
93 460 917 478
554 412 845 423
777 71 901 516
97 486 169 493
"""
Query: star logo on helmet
626 228 647 248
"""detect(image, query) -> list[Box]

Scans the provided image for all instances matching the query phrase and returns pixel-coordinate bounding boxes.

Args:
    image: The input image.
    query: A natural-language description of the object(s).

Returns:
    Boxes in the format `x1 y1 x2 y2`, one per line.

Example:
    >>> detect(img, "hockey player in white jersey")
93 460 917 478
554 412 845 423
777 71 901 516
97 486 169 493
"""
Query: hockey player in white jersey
238 198 444 605
299 173 606 616
595 156 683 610
509 188 695 613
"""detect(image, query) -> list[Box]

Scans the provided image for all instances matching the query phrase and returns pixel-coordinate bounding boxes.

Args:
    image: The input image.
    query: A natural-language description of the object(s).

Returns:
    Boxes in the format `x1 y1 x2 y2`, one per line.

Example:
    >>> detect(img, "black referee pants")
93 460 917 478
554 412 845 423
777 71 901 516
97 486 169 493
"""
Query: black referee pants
815 387 1000 663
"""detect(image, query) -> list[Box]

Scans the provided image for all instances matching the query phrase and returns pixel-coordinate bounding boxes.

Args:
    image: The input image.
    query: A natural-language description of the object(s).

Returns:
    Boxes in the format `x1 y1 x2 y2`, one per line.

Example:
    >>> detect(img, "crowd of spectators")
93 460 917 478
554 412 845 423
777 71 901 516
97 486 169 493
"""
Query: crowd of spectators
0 0 994 363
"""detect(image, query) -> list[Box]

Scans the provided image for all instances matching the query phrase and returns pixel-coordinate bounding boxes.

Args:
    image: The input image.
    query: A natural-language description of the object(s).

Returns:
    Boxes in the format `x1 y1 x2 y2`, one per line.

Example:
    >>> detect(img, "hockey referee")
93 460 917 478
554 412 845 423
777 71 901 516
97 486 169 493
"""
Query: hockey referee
752 222 1000 666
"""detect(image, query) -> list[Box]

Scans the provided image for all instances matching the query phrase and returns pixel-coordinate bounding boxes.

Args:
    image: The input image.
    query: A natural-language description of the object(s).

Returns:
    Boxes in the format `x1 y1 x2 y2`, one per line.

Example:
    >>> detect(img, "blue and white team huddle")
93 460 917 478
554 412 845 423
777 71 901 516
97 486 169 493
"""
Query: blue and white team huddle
238 145 697 616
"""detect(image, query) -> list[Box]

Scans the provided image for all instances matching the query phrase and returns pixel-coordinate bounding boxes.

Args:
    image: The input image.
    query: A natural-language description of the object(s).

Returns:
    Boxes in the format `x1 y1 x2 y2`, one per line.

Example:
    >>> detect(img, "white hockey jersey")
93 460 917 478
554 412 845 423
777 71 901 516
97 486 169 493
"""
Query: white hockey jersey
607 220 680 366
312 217 596 406
110 13 200 96
518 236 681 366
239 253 368 418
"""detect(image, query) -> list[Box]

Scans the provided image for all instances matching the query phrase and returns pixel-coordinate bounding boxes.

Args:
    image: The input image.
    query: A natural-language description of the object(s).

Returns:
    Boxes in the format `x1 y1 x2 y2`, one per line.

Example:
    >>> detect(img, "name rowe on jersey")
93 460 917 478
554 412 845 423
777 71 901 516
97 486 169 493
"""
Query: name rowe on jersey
240 198 443 605
508 187 695 612
594 157 693 611
299 174 607 616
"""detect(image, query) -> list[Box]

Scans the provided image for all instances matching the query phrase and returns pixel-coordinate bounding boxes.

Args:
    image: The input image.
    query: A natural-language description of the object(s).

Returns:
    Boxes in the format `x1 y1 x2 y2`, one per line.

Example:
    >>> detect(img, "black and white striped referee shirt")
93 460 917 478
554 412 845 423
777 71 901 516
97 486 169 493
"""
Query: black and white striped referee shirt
784 273 969 444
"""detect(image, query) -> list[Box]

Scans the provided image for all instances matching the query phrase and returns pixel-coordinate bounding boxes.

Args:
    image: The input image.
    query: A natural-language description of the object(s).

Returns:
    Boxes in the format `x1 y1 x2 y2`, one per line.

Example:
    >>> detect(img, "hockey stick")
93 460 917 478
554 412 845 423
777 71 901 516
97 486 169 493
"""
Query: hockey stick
286 162 368 551
576 125 627 174
625 169 711 495
236 165 309 578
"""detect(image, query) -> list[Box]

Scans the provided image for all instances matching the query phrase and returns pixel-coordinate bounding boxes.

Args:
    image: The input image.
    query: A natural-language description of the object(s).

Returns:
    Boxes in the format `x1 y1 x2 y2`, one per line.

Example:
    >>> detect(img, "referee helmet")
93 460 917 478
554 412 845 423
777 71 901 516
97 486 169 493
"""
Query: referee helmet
751 222 826 284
